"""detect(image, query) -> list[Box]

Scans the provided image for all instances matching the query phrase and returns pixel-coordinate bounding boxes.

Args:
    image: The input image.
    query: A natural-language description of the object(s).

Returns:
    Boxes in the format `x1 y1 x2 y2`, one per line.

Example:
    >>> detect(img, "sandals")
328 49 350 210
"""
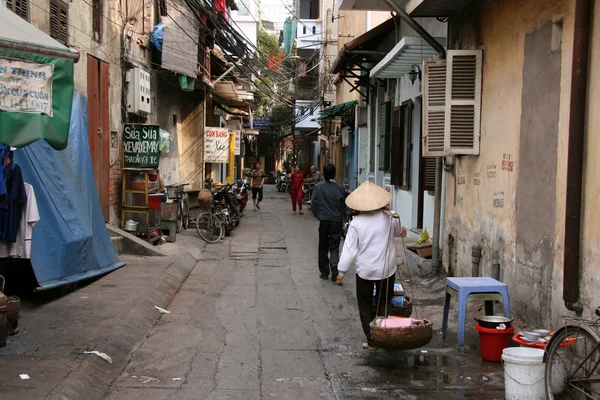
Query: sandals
362 343 378 351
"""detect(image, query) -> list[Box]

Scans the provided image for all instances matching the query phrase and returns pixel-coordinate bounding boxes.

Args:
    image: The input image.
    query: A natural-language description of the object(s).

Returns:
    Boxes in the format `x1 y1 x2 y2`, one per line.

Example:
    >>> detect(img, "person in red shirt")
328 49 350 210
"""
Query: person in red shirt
289 165 305 214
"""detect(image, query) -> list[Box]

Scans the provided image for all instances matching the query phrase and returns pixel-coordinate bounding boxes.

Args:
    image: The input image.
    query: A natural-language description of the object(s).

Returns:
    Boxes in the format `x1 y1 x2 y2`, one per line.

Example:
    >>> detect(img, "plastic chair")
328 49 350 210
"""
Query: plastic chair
442 277 511 353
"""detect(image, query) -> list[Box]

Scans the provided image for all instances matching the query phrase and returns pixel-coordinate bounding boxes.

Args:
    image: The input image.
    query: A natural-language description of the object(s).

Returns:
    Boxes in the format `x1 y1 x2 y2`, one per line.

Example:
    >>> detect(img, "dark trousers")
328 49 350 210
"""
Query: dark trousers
251 187 263 202
356 273 396 343
318 220 342 275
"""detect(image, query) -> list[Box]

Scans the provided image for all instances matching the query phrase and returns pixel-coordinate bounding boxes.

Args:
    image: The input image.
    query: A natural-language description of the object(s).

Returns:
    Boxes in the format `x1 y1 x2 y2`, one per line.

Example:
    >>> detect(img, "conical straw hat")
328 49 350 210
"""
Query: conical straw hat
345 181 392 212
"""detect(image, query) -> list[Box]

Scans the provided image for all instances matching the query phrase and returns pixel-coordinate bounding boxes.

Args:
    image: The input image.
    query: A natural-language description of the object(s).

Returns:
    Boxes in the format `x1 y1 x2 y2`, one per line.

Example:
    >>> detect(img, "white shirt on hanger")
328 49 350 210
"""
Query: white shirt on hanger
0 183 40 258
338 210 402 280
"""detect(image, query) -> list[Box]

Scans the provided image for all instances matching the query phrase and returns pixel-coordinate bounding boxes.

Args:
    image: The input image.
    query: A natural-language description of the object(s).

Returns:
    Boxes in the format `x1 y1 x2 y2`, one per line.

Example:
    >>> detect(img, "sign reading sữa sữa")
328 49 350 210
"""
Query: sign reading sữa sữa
123 124 161 168
204 127 230 163
0 57 54 116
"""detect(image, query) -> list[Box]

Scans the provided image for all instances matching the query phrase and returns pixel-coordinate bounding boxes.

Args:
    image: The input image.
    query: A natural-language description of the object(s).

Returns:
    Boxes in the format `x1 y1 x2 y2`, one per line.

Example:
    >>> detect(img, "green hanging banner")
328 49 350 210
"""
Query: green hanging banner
0 49 74 150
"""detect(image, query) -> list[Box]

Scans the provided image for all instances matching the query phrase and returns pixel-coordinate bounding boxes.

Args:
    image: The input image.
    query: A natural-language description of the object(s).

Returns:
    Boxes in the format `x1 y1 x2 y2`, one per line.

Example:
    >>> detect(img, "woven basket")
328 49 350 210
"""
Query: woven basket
369 317 433 350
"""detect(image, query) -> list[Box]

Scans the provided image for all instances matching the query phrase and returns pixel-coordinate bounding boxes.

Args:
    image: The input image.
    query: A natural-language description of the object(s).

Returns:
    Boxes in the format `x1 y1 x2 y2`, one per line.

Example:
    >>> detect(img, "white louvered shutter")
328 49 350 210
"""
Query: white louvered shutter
445 50 482 155
422 59 447 157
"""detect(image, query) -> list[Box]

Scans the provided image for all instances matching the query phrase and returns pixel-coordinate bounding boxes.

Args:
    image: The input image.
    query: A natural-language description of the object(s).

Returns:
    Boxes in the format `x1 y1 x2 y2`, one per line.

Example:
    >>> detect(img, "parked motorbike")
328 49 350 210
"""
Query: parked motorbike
211 184 240 236
232 178 249 215
276 172 289 192
302 181 316 206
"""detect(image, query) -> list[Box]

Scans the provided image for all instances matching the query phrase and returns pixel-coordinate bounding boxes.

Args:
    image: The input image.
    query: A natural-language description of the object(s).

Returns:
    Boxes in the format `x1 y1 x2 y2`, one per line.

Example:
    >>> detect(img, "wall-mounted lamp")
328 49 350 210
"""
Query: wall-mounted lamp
408 64 422 86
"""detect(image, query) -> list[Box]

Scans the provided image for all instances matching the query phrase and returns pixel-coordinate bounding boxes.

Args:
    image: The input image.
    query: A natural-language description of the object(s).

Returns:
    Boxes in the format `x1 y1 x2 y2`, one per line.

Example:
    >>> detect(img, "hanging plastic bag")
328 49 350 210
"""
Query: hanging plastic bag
159 129 171 153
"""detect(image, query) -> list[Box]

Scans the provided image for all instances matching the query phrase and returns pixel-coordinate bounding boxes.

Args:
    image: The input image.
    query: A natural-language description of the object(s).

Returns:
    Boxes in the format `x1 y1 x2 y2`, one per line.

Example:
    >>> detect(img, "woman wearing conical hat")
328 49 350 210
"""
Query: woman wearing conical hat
336 181 407 351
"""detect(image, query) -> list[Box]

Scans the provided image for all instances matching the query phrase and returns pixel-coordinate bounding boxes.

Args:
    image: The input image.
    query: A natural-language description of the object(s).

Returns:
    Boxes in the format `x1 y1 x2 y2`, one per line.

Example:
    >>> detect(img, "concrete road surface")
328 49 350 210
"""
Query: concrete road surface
105 185 505 400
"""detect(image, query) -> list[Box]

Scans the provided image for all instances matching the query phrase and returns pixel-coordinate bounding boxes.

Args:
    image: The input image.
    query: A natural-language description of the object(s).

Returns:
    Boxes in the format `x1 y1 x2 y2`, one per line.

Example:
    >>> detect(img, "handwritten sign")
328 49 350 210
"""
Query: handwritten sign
204 127 230 163
233 130 241 156
502 153 514 172
0 58 54 116
123 124 160 168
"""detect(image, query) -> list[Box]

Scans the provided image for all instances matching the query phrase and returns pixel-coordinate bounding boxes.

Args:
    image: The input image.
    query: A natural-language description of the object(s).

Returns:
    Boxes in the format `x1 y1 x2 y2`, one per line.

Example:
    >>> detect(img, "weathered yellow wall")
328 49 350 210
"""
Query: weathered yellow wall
442 0 587 327
574 1 600 322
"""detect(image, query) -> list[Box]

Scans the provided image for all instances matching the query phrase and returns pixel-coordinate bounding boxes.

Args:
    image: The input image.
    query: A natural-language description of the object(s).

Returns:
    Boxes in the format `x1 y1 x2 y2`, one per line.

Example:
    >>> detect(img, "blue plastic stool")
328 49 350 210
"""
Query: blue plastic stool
442 277 511 353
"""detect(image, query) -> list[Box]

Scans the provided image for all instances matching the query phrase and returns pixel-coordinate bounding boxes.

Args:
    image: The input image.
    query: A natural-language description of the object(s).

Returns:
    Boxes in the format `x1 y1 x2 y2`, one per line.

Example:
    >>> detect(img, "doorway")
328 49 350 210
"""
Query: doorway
87 55 110 221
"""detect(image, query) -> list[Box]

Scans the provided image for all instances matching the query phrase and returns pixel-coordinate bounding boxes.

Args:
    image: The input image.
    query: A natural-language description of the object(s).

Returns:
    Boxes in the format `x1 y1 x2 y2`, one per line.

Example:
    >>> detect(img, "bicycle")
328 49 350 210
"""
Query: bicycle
195 204 224 243
544 306 600 399
166 183 189 233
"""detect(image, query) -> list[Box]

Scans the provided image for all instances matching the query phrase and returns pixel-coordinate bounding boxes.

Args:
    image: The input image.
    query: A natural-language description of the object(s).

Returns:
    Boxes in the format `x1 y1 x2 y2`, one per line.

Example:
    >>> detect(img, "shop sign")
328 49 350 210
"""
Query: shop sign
0 57 54 116
123 124 160 168
233 130 241 155
204 127 230 163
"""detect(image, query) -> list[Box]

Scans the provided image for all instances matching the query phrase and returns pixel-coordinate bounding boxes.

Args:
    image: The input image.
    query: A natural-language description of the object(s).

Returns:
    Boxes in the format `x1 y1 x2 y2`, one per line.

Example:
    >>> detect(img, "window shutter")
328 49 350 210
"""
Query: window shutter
92 0 103 42
445 49 482 155
50 0 69 44
422 59 447 157
390 106 402 185
423 156 436 192
401 99 412 190
6 0 30 21
378 101 391 171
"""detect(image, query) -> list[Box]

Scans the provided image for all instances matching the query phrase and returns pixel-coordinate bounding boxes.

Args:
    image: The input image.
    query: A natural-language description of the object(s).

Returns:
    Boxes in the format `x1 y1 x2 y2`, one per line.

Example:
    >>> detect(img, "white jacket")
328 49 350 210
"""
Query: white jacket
338 210 402 280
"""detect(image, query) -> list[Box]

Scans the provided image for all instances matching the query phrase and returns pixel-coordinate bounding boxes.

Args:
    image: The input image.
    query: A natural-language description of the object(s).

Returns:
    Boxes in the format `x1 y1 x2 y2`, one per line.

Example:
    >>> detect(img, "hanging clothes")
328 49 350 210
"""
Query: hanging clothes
0 183 39 258
0 148 27 242
0 143 9 207
283 19 294 55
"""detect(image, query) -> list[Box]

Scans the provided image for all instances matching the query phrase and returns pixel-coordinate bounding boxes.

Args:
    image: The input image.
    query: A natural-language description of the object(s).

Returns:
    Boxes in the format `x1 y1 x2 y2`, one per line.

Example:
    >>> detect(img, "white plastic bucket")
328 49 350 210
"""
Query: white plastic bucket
502 347 545 400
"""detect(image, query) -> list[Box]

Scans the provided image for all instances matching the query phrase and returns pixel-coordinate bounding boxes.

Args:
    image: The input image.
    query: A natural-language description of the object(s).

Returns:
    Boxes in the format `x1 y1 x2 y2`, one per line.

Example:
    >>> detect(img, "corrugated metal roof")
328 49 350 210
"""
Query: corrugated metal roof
0 9 76 55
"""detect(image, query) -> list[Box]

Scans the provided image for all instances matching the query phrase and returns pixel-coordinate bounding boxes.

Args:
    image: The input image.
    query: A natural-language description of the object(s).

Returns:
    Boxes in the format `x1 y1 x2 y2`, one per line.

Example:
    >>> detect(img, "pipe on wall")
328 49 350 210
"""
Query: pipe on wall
563 0 592 314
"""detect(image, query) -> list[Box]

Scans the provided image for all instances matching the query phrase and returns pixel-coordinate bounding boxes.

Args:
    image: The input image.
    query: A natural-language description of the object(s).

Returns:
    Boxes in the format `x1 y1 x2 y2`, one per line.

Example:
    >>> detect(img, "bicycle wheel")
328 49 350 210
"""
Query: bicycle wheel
545 324 600 399
182 196 190 230
195 212 222 243
176 209 183 233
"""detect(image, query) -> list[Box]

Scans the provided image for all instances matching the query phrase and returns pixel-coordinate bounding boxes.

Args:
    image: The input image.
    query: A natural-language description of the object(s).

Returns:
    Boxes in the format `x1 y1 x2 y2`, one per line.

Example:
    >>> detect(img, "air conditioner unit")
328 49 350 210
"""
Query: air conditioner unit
126 68 151 115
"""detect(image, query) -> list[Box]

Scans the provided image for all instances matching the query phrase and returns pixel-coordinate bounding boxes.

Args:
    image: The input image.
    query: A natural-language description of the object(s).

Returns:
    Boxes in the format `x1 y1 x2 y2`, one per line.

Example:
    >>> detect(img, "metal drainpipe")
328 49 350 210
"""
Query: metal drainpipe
471 245 482 277
381 0 446 59
432 157 442 269
564 0 591 314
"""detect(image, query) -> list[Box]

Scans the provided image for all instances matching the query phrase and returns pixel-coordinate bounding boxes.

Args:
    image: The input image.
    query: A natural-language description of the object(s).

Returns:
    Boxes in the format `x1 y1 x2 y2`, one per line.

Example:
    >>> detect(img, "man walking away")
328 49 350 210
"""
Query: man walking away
310 164 345 281
251 163 265 211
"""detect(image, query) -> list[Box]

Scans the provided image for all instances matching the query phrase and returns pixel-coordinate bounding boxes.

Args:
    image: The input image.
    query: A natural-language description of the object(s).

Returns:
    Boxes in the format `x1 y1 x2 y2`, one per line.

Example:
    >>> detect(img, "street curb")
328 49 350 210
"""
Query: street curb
106 224 167 257
45 253 197 400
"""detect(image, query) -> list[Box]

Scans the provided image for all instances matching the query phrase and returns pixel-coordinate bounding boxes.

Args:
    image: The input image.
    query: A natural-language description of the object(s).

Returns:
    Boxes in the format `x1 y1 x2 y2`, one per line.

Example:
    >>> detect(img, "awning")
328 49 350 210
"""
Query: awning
370 36 447 78
331 18 396 75
0 11 79 60
317 100 357 120
0 10 76 150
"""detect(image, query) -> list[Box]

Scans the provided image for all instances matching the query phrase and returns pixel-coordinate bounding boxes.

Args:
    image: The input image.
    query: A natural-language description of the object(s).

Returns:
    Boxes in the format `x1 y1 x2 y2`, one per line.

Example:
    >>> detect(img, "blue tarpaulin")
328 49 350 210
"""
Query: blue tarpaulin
14 93 124 290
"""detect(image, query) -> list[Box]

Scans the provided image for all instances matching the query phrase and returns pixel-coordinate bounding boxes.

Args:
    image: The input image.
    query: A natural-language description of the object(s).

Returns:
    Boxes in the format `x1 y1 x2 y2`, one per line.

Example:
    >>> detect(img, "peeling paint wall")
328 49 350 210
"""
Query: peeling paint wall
29 0 124 224
443 0 579 327
156 79 206 190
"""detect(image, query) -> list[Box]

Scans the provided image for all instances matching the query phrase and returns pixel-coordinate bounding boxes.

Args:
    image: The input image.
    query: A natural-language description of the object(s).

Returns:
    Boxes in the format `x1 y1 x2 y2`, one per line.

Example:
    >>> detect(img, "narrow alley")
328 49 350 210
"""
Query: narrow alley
100 186 503 400
0 187 506 400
